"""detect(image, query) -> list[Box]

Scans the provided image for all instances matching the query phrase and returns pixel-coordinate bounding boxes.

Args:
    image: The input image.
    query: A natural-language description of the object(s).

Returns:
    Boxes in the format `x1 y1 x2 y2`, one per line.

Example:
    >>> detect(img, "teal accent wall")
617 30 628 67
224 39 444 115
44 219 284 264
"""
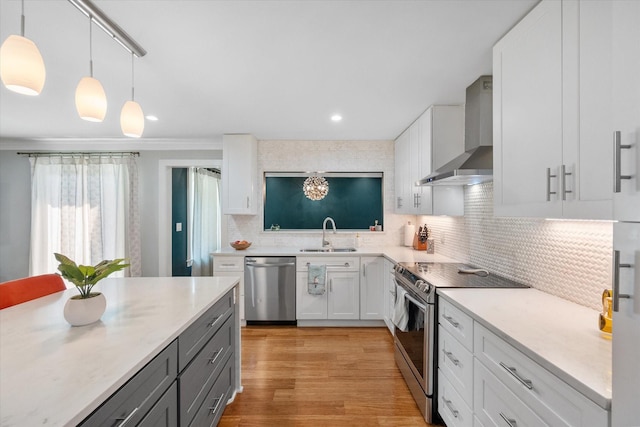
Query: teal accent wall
172 168 191 276
263 176 383 230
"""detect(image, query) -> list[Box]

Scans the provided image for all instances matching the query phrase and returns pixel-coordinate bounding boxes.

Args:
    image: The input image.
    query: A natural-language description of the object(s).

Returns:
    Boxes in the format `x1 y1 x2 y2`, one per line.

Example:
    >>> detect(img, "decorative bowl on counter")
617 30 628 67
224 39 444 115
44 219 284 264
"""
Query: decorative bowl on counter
230 240 251 250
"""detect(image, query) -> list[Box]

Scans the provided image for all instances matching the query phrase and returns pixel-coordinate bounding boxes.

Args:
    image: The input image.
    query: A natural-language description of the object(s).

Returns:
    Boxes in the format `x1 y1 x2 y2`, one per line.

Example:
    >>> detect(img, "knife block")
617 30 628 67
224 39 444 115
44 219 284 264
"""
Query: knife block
412 233 427 251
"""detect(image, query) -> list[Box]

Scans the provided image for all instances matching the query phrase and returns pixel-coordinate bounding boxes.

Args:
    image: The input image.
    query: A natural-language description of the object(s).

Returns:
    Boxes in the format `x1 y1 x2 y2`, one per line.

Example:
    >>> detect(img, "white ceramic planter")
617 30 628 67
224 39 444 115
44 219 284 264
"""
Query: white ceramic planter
63 293 107 326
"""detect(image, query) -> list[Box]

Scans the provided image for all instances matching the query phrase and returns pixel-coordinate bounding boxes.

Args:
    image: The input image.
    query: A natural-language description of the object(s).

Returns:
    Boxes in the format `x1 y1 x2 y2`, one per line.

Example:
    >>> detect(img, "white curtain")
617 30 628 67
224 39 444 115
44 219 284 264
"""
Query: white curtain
188 168 221 276
29 154 141 277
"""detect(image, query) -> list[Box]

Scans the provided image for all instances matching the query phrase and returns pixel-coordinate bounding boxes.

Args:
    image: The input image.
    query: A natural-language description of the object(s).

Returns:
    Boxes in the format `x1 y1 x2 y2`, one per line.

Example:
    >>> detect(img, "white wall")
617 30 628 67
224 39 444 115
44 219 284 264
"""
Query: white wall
0 152 31 281
226 139 415 248
419 182 613 310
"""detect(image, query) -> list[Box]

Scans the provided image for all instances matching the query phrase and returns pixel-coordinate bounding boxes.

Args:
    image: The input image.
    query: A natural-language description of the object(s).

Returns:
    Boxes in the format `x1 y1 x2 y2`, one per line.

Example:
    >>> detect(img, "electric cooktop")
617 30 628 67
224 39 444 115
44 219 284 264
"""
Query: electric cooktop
396 262 530 289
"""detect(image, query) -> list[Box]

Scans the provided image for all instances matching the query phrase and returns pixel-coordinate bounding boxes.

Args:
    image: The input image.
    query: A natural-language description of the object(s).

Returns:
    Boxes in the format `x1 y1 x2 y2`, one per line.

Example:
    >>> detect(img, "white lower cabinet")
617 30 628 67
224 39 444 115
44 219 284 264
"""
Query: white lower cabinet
360 256 385 320
296 257 360 320
439 369 474 427
212 256 245 323
474 323 607 427
438 298 608 427
383 258 395 334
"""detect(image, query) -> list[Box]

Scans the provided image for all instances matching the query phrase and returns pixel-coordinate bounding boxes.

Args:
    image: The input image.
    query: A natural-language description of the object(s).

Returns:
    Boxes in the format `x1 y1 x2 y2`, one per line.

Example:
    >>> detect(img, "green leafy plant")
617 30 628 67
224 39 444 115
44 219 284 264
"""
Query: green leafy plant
54 253 130 299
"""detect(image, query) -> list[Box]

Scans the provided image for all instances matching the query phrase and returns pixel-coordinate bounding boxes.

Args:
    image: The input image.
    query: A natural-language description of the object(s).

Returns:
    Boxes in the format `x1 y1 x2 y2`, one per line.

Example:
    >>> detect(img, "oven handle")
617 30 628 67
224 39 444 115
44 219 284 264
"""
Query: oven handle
403 291 427 312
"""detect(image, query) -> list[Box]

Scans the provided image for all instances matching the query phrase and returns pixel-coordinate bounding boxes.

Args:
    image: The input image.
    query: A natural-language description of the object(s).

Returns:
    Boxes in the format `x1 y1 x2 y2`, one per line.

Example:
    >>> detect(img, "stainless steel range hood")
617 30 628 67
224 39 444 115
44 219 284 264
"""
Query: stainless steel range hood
417 75 493 186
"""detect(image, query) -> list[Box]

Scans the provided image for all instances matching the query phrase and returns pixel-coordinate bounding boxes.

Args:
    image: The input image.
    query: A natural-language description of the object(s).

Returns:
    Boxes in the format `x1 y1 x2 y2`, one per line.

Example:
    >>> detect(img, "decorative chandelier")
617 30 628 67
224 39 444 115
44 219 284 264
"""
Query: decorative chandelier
303 176 329 201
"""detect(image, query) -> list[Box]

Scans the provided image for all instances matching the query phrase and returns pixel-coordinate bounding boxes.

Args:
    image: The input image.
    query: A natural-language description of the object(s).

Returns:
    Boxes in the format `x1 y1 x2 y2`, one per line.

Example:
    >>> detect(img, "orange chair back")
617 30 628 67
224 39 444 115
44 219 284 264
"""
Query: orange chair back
0 274 67 309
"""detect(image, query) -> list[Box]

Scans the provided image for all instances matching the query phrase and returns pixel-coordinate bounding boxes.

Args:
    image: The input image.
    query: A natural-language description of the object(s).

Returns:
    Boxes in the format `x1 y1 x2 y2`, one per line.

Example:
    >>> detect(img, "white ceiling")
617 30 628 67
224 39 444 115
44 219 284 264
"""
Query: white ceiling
0 0 537 143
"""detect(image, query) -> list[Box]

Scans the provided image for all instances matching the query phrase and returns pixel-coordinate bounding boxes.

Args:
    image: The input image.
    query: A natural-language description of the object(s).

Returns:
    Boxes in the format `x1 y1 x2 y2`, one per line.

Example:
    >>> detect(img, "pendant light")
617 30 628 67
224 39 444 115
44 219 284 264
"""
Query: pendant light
120 53 144 138
75 15 107 122
0 0 46 96
303 175 329 201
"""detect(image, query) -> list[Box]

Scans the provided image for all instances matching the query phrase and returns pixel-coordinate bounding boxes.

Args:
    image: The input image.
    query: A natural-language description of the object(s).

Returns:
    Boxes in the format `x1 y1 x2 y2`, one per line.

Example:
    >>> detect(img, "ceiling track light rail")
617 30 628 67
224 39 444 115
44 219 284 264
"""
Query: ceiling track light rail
67 0 147 58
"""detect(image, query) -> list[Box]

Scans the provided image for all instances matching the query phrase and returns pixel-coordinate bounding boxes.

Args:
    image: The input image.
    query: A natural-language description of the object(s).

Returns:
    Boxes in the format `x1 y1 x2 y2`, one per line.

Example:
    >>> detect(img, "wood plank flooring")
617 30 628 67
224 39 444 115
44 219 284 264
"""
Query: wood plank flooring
219 326 439 427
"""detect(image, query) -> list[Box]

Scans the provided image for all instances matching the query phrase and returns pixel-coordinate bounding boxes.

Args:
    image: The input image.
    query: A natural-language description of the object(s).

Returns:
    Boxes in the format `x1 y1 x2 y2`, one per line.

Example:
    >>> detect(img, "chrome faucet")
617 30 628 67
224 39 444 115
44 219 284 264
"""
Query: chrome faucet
322 217 337 248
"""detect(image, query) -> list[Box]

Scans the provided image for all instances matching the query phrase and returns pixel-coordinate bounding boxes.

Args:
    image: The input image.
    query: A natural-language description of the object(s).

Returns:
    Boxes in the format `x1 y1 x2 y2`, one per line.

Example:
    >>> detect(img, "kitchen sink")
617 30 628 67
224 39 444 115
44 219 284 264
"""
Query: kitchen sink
299 247 357 252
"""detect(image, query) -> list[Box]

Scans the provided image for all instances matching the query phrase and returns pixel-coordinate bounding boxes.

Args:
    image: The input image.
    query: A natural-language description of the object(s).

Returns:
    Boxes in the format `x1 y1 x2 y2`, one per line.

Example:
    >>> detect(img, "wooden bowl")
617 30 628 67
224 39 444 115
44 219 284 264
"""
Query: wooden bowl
230 241 252 250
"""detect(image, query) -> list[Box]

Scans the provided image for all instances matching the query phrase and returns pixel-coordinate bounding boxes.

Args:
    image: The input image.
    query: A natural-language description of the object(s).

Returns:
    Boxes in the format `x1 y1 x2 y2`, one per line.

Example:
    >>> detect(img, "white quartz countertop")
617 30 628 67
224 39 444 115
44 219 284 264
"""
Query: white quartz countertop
437 288 612 409
213 245 458 264
0 276 239 427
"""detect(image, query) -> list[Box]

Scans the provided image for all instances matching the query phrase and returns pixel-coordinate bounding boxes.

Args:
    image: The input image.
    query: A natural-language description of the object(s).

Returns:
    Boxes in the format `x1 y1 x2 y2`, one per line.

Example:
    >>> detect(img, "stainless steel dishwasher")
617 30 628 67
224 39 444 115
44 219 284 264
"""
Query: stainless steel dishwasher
244 257 296 324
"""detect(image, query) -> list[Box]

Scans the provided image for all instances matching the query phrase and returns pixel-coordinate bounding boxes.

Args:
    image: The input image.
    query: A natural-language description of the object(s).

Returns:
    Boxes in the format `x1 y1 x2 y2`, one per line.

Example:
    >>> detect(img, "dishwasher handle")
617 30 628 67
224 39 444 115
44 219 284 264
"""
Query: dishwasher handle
246 261 296 268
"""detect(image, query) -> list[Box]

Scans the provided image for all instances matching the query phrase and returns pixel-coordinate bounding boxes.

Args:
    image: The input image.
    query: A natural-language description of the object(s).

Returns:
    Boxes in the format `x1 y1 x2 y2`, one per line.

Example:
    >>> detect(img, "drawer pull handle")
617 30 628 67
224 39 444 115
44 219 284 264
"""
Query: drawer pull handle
207 315 221 327
115 407 139 426
208 393 226 415
499 362 533 390
499 412 518 427
443 314 459 328
208 347 225 365
306 262 350 268
443 398 459 418
444 350 460 366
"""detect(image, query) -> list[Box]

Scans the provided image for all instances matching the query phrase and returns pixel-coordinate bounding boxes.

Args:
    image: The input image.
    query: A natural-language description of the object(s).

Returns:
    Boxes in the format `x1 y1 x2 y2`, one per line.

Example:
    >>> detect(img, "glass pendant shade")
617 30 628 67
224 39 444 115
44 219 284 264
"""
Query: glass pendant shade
303 176 329 201
0 34 46 96
75 76 107 122
120 100 144 138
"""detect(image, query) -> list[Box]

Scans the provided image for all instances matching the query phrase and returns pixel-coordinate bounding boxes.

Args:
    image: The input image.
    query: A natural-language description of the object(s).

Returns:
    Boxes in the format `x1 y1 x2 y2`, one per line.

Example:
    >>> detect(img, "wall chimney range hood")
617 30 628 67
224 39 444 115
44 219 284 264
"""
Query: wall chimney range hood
417 75 493 186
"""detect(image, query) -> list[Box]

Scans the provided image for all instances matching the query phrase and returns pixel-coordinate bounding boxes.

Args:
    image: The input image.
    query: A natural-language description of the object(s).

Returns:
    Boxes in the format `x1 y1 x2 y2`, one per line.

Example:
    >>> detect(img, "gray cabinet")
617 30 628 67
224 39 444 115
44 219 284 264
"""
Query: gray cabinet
79 340 178 427
80 288 236 427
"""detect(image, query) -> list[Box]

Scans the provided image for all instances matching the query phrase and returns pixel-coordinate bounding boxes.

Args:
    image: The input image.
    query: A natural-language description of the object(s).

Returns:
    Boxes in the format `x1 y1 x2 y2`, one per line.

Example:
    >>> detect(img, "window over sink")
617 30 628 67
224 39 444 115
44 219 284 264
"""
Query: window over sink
263 172 384 231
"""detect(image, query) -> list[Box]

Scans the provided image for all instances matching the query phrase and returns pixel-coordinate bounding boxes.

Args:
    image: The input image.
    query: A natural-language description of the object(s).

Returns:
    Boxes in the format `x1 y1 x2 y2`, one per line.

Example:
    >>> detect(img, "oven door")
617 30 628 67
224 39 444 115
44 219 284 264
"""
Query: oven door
393 278 435 396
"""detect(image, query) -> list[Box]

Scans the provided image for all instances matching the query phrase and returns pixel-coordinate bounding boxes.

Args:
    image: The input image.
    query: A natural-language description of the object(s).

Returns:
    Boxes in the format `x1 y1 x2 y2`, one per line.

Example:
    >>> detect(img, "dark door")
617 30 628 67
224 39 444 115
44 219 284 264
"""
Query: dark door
172 168 191 276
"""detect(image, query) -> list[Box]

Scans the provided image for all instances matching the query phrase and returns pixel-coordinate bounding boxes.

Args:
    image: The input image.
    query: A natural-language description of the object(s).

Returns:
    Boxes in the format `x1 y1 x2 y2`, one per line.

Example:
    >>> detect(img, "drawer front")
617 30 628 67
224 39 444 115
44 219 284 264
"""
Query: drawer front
179 289 234 371
139 381 178 427
439 326 474 406
474 323 608 427
189 357 234 427
438 369 474 427
80 340 178 427
439 298 474 351
474 359 547 427
297 256 360 272
213 256 244 272
180 315 233 426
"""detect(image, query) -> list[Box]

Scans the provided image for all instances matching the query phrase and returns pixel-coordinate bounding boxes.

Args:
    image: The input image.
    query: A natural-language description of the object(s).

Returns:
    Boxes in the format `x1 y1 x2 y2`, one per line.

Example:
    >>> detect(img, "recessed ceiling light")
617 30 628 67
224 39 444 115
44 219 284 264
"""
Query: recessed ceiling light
145 115 158 121
331 114 342 122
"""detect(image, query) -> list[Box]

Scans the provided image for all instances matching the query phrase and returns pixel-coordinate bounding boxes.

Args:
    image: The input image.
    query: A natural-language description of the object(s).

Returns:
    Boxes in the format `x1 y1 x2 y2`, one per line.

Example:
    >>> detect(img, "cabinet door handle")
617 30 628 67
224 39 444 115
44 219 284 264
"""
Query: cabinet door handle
115 407 139 426
208 347 225 365
443 314 459 328
208 393 226 415
614 131 632 193
499 362 533 389
613 250 632 312
444 350 460 366
546 167 557 201
207 315 221 327
363 264 366 277
443 398 459 418
397 196 403 208
329 279 333 293
499 412 518 427
561 164 572 200
246 196 250 209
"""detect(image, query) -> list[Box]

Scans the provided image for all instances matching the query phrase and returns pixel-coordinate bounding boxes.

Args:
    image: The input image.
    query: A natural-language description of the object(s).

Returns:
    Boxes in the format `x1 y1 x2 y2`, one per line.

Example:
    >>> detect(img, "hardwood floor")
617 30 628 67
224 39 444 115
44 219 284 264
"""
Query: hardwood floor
219 326 439 427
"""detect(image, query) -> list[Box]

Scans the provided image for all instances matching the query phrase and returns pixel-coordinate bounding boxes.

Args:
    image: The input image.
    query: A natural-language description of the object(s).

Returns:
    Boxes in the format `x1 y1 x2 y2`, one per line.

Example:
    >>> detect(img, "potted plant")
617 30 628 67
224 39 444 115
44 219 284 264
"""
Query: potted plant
54 253 129 326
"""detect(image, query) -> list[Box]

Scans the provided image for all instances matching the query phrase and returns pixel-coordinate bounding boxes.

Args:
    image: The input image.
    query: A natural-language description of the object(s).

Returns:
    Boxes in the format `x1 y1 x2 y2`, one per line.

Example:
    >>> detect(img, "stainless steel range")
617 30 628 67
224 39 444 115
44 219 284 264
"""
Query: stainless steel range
392 262 529 423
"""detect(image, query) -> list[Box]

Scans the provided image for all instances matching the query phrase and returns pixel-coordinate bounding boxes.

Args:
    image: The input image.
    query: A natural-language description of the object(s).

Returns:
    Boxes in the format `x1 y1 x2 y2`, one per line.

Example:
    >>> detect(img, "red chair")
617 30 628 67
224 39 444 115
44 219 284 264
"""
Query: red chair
0 274 67 309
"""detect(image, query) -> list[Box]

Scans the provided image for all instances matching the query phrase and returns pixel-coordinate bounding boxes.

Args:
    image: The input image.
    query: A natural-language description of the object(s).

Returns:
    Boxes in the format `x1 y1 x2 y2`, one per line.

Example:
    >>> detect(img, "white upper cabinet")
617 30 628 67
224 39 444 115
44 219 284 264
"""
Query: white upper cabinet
394 105 464 216
612 1 640 222
222 134 258 215
494 0 615 220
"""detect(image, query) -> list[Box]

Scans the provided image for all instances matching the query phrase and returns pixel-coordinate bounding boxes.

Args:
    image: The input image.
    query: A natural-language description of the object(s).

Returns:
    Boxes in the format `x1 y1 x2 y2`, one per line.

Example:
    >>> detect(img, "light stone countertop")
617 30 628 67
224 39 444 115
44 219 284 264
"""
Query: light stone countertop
437 288 612 410
212 245 459 264
0 276 239 427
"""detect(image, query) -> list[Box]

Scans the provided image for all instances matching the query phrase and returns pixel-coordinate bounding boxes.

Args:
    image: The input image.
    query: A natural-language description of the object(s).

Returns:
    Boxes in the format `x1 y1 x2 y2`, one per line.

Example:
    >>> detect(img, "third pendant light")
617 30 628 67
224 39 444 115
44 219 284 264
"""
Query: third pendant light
75 15 107 122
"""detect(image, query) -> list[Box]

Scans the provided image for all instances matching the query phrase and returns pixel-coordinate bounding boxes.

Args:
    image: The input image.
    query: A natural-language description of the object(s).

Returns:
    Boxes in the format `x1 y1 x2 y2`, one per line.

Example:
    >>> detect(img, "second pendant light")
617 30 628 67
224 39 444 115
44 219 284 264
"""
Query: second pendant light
75 15 107 122
120 53 144 138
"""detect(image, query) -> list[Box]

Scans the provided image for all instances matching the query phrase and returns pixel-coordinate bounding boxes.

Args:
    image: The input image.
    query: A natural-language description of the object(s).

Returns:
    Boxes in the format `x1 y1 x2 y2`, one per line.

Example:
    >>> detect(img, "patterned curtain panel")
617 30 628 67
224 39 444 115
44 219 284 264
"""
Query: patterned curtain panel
29 154 141 277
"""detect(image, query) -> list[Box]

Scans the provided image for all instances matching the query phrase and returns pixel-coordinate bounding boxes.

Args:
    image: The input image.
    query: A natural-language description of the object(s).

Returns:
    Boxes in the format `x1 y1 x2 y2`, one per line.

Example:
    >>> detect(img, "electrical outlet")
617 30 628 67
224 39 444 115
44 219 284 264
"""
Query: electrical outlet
175 222 182 232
